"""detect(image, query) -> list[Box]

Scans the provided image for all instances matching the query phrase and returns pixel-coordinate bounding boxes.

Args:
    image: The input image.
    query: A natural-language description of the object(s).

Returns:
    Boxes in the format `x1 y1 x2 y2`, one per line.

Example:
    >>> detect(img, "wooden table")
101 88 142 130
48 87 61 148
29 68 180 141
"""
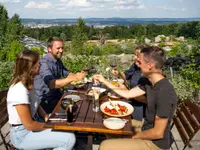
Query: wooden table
44 90 134 150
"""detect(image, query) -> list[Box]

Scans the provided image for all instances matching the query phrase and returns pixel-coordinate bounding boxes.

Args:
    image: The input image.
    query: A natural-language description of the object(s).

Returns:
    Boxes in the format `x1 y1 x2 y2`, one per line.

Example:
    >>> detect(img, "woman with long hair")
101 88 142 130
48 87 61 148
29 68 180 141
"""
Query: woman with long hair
7 50 75 150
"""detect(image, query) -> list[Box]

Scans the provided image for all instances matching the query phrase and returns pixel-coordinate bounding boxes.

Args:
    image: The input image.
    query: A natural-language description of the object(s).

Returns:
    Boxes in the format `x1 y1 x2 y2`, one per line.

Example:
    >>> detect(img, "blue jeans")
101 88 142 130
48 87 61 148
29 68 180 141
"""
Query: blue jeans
10 125 76 150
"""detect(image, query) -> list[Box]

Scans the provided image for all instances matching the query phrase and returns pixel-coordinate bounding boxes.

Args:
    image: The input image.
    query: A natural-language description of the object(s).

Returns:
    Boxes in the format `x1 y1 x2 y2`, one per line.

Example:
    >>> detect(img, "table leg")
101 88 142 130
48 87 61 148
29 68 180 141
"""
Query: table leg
88 134 93 150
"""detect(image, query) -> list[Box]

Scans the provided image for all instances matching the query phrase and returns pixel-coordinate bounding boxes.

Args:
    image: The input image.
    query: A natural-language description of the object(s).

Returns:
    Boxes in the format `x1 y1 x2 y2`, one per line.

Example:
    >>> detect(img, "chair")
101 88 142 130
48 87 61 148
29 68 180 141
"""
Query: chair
171 100 200 150
0 90 17 150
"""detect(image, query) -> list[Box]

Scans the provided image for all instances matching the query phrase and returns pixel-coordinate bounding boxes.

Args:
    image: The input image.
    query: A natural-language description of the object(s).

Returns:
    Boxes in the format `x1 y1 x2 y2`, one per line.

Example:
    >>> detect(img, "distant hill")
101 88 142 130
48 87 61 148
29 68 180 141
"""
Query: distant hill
22 18 200 26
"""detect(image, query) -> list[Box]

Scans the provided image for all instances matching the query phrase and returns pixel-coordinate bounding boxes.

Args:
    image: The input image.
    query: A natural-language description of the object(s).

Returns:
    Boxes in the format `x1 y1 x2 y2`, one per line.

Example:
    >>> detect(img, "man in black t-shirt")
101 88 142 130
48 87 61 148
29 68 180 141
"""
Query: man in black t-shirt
94 46 177 150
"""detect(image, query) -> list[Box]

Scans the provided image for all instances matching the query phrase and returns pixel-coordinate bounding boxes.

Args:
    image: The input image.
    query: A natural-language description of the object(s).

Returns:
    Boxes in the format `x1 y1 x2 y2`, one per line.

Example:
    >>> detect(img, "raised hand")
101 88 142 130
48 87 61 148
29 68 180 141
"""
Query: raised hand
93 74 106 83
75 71 86 81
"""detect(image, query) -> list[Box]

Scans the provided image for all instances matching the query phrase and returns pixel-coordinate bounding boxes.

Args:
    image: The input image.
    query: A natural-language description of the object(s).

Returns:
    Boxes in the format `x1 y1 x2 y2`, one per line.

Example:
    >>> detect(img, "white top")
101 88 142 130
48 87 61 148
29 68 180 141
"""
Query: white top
7 82 40 124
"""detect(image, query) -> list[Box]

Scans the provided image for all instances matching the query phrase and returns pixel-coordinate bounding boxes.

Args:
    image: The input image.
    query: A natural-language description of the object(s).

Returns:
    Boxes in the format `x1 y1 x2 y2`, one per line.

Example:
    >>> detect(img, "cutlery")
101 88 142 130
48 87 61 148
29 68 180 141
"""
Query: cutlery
108 99 121 115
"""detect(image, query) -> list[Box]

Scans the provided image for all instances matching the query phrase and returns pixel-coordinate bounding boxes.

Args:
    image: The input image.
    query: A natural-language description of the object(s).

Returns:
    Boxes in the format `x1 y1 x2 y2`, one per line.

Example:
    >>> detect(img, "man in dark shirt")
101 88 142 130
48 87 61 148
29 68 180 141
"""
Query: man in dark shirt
33 37 86 113
94 46 177 150
112 45 147 123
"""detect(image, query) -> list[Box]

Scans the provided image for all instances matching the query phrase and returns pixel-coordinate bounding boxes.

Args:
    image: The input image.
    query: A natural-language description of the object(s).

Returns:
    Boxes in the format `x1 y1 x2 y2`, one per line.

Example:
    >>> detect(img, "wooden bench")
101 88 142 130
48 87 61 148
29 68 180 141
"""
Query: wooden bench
0 90 18 150
171 100 200 150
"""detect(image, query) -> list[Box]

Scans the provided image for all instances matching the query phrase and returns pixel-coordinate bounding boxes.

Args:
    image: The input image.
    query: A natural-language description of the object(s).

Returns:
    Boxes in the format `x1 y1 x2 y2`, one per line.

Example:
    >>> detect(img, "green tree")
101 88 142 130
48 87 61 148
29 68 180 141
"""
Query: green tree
180 43 200 103
6 40 24 61
70 18 88 55
5 14 24 43
0 4 8 59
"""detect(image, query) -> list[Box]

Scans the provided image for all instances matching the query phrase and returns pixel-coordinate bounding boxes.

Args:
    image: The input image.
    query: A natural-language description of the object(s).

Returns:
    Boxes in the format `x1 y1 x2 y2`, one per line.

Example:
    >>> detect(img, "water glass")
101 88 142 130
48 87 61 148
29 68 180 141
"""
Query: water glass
92 94 100 112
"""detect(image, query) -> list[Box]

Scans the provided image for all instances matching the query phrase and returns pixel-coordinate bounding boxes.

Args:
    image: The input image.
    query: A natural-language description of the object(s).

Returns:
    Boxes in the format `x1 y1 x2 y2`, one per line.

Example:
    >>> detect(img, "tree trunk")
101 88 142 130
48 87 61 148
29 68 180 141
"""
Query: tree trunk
194 88 199 104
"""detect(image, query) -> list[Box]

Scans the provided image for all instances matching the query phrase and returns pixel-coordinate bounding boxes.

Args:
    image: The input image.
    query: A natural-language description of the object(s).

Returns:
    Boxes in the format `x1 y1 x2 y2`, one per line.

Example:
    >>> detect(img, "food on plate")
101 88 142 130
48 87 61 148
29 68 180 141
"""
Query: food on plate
87 89 100 96
104 103 128 115
71 80 83 85
111 81 120 87
87 87 106 96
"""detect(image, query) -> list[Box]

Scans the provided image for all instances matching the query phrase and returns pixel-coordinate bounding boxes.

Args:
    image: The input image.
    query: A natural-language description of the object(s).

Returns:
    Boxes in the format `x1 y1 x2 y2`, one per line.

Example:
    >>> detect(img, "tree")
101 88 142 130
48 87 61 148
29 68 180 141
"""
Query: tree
180 42 200 103
70 18 88 55
6 40 24 61
0 4 8 53
5 14 24 43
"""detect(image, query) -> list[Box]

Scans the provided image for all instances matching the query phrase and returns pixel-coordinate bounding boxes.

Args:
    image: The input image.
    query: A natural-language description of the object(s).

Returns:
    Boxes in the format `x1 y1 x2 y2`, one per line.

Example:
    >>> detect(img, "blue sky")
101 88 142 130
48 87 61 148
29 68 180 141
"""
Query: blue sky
0 0 200 18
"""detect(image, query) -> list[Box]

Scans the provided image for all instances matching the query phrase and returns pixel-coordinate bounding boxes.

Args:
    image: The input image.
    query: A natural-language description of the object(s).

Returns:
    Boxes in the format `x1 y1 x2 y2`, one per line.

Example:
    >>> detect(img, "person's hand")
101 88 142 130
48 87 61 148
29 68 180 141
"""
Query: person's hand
111 68 119 76
75 71 86 81
93 74 106 83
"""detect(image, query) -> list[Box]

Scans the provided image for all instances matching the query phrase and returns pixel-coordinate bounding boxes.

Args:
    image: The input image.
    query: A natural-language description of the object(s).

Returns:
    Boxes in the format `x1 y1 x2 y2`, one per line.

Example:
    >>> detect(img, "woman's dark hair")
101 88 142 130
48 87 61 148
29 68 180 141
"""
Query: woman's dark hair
141 46 166 69
9 50 40 90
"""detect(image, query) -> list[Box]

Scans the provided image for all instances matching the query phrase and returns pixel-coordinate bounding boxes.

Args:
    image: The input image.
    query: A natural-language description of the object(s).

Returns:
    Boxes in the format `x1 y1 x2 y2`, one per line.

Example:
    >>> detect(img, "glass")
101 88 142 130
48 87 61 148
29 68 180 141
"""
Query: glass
66 99 74 125
92 93 100 112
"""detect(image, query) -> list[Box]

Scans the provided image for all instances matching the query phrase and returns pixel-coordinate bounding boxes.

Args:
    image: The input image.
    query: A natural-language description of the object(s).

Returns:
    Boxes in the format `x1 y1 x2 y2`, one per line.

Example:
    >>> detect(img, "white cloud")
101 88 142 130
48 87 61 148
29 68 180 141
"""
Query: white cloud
12 0 21 3
0 0 9 3
0 0 21 3
156 5 186 11
80 7 98 11
25 1 52 9
67 0 91 7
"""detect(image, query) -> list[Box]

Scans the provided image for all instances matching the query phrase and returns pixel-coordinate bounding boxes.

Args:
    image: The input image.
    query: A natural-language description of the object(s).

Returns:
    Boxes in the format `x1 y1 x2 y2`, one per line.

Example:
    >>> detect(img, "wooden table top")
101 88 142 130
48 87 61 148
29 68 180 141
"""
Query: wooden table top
44 90 134 135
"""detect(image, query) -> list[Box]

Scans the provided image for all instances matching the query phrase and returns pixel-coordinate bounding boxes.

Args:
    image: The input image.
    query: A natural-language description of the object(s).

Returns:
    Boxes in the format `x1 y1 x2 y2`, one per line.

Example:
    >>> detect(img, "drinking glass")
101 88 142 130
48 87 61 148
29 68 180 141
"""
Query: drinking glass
92 93 100 112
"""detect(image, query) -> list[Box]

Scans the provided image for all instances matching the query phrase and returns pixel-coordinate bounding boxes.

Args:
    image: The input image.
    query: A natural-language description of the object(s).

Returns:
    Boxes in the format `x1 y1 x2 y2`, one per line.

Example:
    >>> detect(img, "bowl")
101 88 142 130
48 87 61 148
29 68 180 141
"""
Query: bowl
103 117 125 130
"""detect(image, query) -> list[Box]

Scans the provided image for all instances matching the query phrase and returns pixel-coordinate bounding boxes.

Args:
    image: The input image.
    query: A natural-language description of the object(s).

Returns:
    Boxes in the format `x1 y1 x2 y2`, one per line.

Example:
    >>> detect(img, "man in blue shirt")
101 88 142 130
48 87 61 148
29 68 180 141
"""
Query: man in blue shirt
33 37 86 113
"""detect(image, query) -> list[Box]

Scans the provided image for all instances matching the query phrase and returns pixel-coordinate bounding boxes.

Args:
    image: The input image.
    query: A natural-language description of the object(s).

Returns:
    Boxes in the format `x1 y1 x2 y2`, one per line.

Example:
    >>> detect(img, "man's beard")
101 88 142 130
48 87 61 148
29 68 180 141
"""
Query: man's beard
53 53 62 60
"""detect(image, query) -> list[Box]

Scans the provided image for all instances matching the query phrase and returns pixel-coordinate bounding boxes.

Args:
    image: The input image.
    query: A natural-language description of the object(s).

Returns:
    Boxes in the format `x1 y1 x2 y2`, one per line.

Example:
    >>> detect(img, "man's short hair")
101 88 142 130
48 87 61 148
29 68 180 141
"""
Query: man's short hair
141 46 166 69
47 37 63 48
135 45 146 51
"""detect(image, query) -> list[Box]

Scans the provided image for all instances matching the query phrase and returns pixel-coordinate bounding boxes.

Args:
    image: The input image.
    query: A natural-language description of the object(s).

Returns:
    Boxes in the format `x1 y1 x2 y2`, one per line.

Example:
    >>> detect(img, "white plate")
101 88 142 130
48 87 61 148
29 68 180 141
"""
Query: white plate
107 92 120 99
100 101 134 117
91 87 106 93
103 117 125 130
64 95 81 102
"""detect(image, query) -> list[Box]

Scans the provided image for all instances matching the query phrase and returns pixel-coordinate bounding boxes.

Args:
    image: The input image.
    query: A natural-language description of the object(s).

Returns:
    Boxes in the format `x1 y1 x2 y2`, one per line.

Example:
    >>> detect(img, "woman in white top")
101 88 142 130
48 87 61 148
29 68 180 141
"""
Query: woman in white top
7 50 75 150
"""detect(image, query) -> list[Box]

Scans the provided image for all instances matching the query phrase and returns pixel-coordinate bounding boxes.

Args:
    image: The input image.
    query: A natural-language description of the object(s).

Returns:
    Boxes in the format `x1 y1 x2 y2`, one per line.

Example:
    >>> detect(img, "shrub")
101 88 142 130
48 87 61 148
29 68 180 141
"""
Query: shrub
0 61 14 90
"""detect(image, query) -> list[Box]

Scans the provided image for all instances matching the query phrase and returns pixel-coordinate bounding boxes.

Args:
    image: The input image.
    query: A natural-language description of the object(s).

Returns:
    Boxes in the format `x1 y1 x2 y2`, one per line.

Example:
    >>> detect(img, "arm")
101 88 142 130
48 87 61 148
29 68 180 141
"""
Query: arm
49 72 86 89
40 61 86 89
132 116 168 140
93 75 146 100
37 105 47 119
15 104 44 131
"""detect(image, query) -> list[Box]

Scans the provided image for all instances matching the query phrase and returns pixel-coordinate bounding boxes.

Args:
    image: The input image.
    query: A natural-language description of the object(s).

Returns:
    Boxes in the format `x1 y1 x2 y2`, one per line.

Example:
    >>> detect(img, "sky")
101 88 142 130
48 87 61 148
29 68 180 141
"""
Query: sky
0 0 200 19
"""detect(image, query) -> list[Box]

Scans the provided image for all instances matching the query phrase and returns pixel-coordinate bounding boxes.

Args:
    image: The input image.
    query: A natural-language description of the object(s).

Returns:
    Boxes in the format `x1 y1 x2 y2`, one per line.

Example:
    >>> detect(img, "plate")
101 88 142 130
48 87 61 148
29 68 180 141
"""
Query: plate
103 117 125 130
100 101 134 117
64 95 81 102
91 87 106 93
107 92 121 100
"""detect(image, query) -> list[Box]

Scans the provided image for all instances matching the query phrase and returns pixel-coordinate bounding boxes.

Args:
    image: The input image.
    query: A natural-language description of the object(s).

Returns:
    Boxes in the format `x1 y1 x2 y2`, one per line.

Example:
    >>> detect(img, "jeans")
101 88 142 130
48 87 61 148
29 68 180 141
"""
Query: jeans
10 125 76 150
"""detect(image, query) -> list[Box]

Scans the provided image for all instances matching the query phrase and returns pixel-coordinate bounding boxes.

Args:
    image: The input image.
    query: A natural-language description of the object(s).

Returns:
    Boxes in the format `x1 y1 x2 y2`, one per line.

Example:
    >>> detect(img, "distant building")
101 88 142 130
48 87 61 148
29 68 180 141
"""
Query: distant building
20 36 47 53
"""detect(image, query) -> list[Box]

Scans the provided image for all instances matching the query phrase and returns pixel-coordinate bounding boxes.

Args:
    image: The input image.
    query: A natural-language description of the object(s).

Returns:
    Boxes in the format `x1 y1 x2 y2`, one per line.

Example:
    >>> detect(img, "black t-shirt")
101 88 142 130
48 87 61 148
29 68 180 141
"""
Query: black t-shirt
138 78 177 149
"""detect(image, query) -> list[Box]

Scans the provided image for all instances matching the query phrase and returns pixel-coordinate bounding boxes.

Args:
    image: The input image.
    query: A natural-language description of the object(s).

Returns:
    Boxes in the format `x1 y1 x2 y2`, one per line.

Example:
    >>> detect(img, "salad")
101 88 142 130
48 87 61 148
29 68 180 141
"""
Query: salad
104 103 128 115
